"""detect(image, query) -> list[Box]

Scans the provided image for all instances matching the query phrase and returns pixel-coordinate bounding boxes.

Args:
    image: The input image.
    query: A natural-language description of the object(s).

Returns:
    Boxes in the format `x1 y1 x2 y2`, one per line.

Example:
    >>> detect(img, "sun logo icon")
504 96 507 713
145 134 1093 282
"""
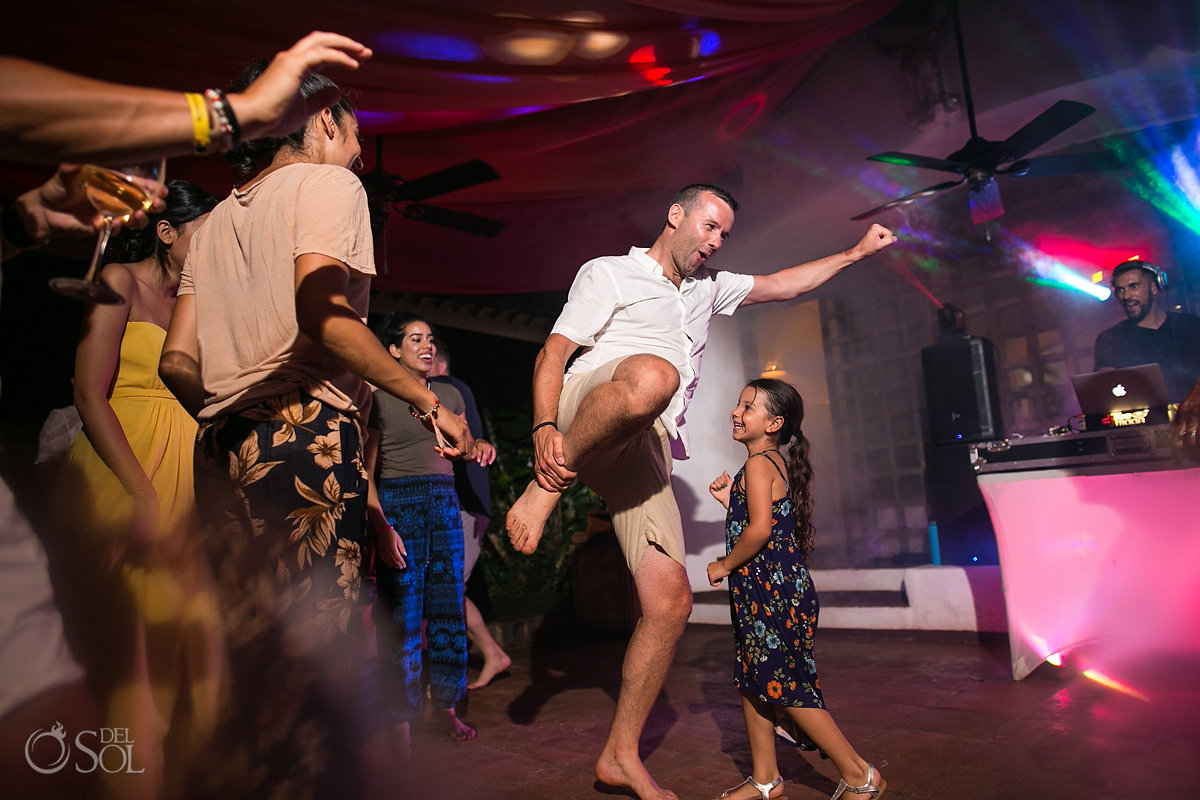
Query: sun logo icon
25 721 70 774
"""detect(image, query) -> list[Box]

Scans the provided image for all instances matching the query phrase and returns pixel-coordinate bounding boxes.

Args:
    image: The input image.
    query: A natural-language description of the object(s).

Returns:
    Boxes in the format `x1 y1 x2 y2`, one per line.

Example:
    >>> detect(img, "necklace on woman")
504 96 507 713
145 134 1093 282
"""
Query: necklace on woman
752 447 780 457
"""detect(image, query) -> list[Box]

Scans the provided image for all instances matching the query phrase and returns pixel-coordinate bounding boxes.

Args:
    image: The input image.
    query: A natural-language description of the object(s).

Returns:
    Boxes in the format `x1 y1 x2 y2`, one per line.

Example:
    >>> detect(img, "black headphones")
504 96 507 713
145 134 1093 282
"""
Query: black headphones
1112 260 1168 291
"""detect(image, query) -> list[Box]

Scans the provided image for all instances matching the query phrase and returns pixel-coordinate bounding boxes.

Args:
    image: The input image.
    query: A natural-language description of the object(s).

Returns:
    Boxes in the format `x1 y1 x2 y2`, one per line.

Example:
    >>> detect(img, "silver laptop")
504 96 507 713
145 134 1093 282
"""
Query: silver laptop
1070 363 1171 416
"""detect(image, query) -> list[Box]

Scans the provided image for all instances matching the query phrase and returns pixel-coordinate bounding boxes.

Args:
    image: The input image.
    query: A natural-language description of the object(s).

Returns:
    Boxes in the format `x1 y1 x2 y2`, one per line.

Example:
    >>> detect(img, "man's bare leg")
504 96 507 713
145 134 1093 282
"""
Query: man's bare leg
507 355 677 554
594 546 692 800
465 596 511 689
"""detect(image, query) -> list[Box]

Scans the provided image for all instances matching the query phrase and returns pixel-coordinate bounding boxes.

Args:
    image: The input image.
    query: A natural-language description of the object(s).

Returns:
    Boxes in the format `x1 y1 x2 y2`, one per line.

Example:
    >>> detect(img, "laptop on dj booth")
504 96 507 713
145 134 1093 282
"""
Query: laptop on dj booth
1070 363 1171 428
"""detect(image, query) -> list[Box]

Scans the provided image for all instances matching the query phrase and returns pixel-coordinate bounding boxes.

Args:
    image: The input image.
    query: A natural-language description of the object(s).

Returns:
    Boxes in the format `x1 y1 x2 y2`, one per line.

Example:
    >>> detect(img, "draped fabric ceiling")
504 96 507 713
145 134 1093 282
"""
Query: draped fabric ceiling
2 0 898 295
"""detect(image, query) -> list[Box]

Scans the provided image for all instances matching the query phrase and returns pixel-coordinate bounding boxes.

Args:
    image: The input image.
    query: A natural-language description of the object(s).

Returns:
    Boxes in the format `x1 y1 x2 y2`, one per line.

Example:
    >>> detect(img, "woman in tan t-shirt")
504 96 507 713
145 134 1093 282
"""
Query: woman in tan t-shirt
159 66 471 795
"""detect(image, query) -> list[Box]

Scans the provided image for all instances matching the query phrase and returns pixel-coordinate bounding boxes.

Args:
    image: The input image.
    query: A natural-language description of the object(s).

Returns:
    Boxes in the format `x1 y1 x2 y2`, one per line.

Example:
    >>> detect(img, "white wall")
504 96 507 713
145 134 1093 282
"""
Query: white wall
673 299 845 592
672 312 750 592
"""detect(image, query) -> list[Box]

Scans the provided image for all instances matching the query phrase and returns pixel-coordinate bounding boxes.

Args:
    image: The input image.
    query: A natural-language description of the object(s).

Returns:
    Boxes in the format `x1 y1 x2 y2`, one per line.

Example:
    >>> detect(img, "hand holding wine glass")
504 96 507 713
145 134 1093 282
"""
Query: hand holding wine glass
48 158 166 304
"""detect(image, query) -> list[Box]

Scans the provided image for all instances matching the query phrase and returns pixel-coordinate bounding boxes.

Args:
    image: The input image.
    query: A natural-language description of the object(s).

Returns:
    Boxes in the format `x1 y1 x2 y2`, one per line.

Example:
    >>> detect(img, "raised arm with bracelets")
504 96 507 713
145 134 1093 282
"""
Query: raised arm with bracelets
0 31 372 165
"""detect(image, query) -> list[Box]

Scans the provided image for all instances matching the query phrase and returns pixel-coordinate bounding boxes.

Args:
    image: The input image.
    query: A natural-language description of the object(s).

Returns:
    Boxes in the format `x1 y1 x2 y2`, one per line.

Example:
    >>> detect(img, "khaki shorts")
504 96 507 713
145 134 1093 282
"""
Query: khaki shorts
558 357 686 574
460 509 485 581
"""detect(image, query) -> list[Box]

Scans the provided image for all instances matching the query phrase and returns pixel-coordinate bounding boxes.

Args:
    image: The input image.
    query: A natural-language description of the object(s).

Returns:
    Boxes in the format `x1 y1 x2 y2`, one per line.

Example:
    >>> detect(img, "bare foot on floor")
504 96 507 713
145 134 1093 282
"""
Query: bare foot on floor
468 650 512 690
440 707 476 742
506 480 561 554
595 750 678 800
392 721 412 760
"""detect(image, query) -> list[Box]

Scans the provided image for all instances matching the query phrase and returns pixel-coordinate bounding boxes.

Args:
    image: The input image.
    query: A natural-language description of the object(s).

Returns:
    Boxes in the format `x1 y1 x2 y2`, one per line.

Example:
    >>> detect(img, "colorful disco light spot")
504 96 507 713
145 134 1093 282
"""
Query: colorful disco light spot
376 32 480 63
910 255 942 274
1169 140 1200 208
500 105 553 117
552 11 629 60
1035 235 1155 282
629 45 671 86
484 28 573 65
1025 636 1062 668
717 93 766 142
1081 668 1150 702
697 32 721 56
1119 130 1200 237
1012 236 1123 301
451 73 514 84
1030 635 1054 660
356 110 407 127
1021 255 1112 301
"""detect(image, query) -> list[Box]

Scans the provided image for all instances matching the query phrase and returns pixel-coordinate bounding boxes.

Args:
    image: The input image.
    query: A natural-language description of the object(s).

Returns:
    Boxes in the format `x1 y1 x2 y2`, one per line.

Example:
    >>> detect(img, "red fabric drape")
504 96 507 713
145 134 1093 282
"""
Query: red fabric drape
2 0 899 293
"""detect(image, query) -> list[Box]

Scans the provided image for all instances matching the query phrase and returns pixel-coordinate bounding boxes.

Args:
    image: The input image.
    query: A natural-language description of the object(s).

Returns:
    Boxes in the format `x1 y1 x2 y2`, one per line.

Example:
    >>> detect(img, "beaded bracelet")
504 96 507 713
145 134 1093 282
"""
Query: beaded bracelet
408 397 440 422
185 92 211 154
201 89 238 153
531 420 557 436
203 89 241 152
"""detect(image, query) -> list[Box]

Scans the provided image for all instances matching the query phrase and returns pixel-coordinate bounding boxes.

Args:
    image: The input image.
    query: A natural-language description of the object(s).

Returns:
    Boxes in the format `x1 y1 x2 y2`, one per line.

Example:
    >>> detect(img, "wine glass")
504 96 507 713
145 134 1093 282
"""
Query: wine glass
48 158 165 304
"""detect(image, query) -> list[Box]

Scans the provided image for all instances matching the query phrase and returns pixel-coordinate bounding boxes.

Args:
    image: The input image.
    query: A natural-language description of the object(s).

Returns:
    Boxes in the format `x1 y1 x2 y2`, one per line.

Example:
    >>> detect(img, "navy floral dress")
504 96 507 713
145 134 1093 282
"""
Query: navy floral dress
725 453 825 708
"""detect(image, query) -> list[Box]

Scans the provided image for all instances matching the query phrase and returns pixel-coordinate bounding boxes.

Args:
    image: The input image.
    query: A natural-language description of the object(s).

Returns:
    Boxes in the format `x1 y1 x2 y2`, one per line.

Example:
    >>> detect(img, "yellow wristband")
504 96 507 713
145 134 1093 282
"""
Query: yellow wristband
185 92 211 154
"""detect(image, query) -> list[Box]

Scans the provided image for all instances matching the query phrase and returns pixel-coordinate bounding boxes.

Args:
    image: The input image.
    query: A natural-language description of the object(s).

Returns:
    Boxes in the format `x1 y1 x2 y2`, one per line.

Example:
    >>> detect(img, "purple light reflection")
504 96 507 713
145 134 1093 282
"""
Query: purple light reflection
375 32 480 63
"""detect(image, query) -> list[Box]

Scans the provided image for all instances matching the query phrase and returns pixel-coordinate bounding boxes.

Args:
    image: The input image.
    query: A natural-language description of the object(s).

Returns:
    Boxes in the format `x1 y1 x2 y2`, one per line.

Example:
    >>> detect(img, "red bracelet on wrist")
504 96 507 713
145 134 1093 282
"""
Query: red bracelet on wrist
408 397 439 422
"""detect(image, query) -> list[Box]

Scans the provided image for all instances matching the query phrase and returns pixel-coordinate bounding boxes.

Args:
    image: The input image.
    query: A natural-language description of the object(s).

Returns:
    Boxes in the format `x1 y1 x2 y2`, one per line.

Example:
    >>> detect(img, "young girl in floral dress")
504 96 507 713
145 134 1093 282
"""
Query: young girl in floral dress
707 379 885 800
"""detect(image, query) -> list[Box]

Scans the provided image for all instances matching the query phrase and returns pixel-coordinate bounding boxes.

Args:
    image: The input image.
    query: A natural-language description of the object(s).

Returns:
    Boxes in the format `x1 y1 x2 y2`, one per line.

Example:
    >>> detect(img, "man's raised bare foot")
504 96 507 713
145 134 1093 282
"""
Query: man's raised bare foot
594 750 678 800
468 650 512 690
506 480 561 554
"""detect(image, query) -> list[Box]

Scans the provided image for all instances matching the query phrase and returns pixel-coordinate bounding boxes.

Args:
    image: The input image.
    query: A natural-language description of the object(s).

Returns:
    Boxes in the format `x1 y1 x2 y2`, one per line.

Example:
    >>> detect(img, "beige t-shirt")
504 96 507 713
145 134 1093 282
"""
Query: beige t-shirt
180 163 376 421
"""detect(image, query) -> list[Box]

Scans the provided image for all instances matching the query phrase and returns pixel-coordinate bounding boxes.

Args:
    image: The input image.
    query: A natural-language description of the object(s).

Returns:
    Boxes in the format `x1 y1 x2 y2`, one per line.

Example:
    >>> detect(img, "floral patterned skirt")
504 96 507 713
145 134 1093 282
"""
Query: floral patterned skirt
725 465 825 710
729 550 825 709
186 391 369 799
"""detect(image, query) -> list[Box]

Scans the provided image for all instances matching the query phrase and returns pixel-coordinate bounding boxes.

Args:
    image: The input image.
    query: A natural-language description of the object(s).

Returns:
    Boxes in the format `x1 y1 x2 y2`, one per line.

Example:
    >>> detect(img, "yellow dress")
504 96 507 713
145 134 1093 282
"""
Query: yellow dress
54 321 221 798
60 321 197 543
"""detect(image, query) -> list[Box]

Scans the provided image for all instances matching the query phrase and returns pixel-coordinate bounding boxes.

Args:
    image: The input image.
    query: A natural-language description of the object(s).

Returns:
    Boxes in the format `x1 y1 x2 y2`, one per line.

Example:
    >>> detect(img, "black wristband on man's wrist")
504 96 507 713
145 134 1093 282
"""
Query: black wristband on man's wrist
531 421 557 437
1 204 37 249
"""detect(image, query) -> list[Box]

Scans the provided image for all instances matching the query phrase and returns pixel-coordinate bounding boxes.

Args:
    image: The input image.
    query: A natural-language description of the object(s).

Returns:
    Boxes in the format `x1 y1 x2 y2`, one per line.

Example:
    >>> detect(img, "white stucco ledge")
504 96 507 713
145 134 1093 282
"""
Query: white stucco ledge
690 565 1007 633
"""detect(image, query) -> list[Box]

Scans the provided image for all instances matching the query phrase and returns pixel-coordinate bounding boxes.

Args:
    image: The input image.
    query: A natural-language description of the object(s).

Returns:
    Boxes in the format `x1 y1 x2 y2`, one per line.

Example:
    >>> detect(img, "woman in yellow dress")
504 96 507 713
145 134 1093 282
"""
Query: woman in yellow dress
52 180 218 800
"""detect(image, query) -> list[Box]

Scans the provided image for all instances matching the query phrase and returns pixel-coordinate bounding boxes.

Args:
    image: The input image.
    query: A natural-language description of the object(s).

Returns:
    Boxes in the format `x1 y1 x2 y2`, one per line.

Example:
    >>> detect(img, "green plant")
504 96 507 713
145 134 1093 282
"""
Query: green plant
474 407 602 617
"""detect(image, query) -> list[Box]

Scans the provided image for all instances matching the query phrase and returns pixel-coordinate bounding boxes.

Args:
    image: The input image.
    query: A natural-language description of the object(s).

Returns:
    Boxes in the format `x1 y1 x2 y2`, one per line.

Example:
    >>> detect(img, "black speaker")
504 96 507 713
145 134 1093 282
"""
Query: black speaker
921 336 1003 445
925 444 998 566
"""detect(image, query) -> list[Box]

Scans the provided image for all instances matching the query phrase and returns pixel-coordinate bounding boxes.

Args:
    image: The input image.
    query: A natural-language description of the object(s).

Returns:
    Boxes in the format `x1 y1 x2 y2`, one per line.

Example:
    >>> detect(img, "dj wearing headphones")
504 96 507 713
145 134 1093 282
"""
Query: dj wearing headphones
1094 259 1200 403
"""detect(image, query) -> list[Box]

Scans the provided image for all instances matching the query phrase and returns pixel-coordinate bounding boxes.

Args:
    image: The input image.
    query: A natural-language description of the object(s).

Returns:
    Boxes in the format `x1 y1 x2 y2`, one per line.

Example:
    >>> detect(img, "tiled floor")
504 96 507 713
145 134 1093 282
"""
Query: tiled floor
389 623 1200 800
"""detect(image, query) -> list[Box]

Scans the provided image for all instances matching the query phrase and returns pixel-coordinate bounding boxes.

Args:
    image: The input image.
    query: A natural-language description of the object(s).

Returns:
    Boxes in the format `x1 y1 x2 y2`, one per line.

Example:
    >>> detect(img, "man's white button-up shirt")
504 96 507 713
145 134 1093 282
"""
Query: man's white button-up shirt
551 246 753 459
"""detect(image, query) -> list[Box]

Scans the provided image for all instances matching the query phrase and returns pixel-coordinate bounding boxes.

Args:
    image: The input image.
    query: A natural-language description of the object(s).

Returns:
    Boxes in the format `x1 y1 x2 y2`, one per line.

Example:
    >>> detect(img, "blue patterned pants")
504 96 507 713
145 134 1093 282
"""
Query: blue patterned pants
374 475 467 723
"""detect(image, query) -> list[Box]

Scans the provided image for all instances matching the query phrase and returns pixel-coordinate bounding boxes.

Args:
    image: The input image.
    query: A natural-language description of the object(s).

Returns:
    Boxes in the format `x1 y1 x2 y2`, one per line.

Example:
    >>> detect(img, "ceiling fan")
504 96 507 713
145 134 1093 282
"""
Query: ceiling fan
852 0 1123 226
360 136 505 238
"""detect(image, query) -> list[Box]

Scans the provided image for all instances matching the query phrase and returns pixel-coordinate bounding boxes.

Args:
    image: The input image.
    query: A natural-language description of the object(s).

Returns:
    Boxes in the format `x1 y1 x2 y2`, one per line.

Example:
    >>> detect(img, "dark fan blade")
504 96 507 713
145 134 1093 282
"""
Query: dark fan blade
867 151 968 174
850 178 966 220
394 160 501 203
360 166 398 202
401 203 505 237
968 179 1003 226
1009 150 1124 177
996 100 1096 163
